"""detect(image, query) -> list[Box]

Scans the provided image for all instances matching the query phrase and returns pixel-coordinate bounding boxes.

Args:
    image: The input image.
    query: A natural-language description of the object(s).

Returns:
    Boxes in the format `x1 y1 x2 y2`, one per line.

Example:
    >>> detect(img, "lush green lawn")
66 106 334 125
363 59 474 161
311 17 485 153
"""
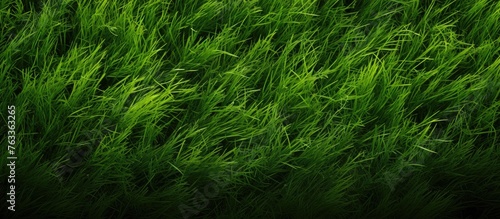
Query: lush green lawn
1 0 499 218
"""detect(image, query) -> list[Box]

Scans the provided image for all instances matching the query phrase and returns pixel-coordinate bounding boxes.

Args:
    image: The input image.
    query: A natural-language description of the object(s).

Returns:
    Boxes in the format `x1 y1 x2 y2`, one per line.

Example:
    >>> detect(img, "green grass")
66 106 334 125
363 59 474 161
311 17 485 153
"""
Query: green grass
1 0 499 218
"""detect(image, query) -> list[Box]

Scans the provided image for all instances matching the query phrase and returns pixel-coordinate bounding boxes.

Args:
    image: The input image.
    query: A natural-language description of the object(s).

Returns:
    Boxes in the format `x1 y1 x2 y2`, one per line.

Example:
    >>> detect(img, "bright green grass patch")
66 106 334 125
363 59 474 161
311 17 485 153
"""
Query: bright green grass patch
1 0 499 218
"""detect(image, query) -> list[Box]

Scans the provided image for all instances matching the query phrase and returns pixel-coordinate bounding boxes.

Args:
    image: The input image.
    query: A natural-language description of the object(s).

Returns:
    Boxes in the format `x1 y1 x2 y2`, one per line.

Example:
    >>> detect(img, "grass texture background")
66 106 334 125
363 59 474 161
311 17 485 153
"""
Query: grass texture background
1 0 499 218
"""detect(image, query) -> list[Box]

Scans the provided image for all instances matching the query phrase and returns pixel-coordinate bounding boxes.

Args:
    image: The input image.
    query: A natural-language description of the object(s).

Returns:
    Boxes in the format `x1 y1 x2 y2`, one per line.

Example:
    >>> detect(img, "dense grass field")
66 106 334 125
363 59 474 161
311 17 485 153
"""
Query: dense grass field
1 0 499 218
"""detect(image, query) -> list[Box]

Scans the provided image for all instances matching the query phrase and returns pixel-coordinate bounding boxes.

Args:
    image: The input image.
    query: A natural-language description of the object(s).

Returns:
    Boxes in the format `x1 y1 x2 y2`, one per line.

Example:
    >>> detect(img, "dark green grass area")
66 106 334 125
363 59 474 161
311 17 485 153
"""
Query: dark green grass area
1 0 499 218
